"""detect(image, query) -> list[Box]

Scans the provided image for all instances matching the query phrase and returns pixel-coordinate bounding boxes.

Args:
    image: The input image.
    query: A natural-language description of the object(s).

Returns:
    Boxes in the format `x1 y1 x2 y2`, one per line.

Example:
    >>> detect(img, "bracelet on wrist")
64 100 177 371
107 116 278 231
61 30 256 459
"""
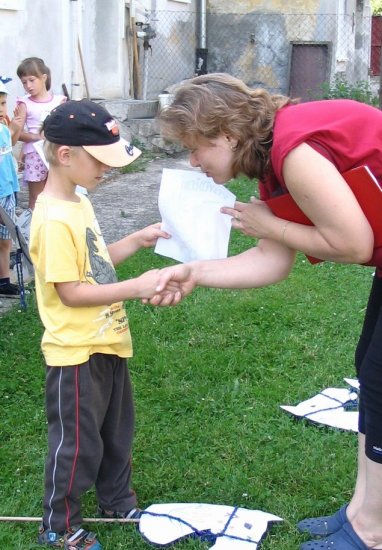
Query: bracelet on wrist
281 221 290 244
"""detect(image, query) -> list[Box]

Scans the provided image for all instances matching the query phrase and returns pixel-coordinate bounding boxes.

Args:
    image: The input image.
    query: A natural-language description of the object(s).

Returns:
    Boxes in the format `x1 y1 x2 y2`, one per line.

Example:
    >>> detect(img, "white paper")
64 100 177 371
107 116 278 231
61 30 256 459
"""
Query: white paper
281 387 359 432
33 139 48 168
344 377 360 391
139 502 282 549
155 168 236 263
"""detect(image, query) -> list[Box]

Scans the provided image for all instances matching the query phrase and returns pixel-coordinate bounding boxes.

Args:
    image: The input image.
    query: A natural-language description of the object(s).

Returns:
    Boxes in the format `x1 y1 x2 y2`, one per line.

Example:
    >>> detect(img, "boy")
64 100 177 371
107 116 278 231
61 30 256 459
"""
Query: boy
0 80 22 296
30 99 180 549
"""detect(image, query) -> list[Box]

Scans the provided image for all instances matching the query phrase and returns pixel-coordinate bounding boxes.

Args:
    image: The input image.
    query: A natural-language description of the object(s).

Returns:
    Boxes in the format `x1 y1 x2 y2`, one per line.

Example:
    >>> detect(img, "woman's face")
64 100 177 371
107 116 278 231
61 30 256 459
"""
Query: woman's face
187 135 236 184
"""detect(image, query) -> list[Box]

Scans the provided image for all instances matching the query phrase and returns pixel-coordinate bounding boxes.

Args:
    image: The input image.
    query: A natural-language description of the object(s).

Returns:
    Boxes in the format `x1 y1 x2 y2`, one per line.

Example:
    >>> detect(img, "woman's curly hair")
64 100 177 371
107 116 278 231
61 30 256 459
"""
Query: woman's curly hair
158 73 297 180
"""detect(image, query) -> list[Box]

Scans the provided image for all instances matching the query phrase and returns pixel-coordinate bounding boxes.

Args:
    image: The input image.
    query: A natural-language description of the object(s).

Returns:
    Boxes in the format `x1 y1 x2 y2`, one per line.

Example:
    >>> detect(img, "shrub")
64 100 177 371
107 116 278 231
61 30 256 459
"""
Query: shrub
320 75 379 106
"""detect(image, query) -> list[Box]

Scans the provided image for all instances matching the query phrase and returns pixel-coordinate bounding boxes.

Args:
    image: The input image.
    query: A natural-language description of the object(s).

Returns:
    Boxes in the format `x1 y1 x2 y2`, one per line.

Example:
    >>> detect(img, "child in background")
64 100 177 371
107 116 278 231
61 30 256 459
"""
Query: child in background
30 99 180 549
0 80 22 297
16 57 66 210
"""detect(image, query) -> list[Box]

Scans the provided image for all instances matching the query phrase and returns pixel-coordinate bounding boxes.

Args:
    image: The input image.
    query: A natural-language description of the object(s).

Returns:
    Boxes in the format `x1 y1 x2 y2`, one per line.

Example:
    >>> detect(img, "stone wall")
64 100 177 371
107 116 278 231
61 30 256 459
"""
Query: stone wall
99 99 184 154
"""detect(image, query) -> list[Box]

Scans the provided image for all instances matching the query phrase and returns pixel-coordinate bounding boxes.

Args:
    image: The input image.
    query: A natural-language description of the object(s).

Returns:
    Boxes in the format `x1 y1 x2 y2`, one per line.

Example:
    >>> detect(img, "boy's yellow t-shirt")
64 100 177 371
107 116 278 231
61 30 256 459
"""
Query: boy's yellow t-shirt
29 193 133 366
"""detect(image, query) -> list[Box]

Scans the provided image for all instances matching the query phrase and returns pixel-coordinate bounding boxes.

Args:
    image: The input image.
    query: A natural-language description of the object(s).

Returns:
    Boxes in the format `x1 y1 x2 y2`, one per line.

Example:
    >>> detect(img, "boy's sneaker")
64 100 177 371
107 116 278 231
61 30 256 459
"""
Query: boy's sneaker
97 505 142 521
0 281 20 297
38 525 65 547
38 524 102 549
64 528 102 550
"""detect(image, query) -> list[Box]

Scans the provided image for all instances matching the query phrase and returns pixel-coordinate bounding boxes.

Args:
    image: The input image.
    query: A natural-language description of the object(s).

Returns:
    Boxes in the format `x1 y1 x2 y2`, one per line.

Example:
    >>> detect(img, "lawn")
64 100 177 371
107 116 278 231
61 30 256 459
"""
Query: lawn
0 176 373 549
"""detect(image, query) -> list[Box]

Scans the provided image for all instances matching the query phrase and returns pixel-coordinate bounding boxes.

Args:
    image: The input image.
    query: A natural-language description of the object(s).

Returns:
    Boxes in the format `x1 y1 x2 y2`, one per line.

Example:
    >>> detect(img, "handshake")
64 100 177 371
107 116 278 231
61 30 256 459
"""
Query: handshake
137 263 195 307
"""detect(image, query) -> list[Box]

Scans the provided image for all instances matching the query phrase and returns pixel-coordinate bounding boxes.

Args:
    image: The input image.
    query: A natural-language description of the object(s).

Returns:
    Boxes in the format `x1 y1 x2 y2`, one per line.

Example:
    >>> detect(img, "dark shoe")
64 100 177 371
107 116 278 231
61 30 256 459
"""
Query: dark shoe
64 528 102 550
300 521 371 550
297 504 348 537
38 524 65 547
0 281 20 297
97 505 142 521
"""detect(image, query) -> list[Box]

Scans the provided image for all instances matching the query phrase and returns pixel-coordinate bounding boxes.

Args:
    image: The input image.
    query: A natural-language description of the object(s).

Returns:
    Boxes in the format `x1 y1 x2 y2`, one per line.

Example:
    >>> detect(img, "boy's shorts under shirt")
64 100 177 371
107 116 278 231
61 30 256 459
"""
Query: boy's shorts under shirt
0 192 16 240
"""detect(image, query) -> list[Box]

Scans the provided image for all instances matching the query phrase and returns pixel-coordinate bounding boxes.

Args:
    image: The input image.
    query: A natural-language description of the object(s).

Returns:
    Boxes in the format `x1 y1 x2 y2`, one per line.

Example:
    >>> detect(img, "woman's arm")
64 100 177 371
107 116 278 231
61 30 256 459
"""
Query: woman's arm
151 238 296 304
55 269 181 308
225 144 374 264
281 143 373 263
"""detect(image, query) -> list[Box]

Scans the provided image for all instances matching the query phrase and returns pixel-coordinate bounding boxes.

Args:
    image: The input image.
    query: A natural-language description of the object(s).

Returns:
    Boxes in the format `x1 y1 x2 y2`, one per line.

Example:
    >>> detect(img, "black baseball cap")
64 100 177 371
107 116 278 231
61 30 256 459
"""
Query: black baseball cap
43 99 141 167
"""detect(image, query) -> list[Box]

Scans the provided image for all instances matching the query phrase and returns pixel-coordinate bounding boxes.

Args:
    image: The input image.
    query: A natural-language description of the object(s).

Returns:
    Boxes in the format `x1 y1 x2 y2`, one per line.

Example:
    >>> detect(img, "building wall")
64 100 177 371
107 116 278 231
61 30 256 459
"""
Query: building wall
0 0 373 115
206 0 372 96
0 0 163 109
0 0 69 112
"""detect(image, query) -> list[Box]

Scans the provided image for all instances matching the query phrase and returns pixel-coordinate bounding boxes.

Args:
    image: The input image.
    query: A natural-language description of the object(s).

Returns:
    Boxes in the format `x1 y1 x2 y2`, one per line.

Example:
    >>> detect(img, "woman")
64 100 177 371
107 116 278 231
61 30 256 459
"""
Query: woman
152 73 382 550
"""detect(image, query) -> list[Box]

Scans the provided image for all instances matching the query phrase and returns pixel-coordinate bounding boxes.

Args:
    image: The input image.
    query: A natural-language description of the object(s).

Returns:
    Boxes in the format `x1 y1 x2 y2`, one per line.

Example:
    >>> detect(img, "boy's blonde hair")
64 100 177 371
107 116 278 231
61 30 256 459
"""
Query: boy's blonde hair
43 141 82 166
43 141 60 166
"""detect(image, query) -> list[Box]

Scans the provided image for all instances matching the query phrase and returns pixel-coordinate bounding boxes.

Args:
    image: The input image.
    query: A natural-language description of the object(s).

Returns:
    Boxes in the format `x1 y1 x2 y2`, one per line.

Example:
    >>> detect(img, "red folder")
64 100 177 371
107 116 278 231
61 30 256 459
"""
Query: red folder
266 166 382 265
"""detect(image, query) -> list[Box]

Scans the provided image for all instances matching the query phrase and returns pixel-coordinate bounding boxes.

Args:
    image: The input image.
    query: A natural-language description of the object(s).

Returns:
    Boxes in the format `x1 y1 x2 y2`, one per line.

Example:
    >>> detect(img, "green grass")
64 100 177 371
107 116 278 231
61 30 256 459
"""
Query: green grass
0 176 373 549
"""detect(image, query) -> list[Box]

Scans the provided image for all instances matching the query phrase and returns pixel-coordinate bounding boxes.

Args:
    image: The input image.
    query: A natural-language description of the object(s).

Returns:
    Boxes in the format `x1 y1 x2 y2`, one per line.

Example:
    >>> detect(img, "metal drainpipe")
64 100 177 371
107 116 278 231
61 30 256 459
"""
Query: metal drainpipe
195 0 208 75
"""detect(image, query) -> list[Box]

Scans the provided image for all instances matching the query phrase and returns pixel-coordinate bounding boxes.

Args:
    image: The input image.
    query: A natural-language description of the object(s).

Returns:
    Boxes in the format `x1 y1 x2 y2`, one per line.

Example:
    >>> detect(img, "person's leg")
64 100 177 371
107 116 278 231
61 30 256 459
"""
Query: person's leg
0 193 19 296
0 237 12 278
298 273 382 537
95 355 137 513
23 151 47 210
28 179 45 210
349 294 382 547
39 362 105 548
42 364 105 533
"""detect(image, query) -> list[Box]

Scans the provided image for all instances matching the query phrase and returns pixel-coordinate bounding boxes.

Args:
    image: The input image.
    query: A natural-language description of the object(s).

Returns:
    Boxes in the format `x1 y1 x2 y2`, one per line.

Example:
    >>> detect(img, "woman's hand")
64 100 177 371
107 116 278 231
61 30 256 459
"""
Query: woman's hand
221 199 279 240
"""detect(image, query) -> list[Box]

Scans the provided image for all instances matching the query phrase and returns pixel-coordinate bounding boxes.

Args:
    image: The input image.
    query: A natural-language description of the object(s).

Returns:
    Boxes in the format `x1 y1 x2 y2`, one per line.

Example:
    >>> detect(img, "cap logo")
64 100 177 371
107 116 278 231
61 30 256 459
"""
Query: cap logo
105 119 120 136
125 144 134 156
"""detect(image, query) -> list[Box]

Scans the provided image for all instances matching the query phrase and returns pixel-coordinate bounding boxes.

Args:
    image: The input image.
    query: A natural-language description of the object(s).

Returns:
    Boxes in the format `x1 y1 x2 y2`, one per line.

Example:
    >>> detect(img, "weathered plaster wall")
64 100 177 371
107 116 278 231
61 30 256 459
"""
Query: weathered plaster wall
206 0 371 94
0 1 69 112
83 0 128 99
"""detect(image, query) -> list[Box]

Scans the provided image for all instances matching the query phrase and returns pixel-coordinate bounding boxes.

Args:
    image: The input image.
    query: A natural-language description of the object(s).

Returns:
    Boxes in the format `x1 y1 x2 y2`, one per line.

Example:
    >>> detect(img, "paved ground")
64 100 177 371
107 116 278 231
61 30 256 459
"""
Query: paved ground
91 151 192 244
0 151 192 314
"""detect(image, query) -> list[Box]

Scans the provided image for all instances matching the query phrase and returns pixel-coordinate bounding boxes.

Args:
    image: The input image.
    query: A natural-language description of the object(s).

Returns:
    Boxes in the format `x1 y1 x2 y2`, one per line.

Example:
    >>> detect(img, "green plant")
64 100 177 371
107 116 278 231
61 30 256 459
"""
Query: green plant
120 138 168 174
121 148 167 174
0 176 374 549
320 75 379 106
371 0 382 15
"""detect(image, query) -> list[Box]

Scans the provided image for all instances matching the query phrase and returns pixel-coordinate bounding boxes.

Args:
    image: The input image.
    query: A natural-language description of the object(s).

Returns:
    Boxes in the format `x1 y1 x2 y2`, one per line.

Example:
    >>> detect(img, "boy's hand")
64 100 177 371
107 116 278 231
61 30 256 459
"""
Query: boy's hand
135 222 171 249
144 264 196 306
137 268 183 305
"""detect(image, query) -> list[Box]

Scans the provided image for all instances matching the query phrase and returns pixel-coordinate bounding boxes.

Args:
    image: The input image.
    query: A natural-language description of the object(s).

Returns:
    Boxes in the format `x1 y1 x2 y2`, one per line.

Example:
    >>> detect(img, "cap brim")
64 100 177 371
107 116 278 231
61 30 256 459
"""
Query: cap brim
0 83 9 94
83 139 141 168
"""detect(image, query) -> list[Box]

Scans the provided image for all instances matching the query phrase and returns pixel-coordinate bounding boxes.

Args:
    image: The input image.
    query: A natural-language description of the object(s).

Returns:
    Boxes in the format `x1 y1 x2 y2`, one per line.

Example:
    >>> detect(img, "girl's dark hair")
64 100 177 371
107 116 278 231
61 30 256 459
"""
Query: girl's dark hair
17 57 51 91
158 73 298 180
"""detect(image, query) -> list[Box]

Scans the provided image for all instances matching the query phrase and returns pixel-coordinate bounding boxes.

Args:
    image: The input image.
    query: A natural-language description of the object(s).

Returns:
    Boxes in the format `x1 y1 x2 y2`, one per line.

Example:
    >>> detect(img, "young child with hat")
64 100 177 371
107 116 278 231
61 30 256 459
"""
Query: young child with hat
0 80 23 297
29 99 181 549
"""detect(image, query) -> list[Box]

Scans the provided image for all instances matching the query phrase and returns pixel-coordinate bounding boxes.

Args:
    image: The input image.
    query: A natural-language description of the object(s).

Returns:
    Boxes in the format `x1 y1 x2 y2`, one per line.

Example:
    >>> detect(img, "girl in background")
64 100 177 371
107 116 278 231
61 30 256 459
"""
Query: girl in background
16 57 66 210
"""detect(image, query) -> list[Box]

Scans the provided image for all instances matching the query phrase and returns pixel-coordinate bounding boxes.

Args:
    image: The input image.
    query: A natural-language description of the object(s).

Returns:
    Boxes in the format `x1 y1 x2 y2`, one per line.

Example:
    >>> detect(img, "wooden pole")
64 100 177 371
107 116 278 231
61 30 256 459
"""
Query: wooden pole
131 17 142 99
126 25 134 98
77 37 90 99
0 516 139 524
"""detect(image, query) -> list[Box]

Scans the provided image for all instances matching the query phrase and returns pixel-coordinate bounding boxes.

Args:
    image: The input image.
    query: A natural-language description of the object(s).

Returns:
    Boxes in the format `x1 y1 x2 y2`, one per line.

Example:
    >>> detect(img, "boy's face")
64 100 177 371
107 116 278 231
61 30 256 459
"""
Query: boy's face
0 94 7 124
66 146 111 191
